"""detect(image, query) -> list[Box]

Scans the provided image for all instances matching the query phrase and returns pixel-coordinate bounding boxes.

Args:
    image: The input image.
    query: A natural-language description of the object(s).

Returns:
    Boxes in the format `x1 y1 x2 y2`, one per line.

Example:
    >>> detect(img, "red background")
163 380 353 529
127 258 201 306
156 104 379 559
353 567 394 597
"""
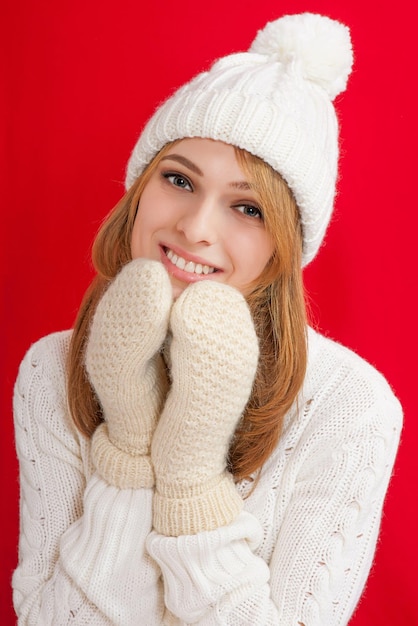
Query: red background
1 1 417 623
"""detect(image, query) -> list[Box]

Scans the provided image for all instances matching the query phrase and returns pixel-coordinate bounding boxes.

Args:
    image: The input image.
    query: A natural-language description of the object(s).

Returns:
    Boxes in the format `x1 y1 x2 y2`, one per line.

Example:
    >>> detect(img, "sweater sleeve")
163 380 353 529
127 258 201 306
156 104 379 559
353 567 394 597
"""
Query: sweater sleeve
146 341 402 625
267 354 403 625
12 332 164 625
147 511 276 625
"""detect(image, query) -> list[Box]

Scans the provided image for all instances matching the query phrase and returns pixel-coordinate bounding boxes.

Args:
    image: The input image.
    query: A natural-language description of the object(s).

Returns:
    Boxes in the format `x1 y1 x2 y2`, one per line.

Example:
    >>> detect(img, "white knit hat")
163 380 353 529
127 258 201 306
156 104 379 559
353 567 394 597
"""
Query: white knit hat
126 13 353 266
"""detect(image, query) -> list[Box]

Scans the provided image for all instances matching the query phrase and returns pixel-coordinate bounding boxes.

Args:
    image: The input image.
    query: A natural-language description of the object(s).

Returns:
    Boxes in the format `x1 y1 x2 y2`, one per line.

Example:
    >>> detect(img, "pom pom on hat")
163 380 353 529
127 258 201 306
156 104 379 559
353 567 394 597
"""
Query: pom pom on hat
126 13 354 266
250 13 353 100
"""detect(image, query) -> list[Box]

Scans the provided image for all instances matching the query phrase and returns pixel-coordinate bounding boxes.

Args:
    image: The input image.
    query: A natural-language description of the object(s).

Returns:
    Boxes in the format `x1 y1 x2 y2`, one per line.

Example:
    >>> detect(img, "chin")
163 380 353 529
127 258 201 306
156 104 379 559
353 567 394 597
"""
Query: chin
170 281 187 300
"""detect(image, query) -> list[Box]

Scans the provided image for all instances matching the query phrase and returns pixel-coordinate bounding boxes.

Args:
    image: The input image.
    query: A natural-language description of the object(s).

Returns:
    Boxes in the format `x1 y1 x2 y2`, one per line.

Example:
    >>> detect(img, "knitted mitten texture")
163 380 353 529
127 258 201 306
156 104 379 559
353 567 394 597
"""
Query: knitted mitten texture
85 259 172 489
151 280 259 536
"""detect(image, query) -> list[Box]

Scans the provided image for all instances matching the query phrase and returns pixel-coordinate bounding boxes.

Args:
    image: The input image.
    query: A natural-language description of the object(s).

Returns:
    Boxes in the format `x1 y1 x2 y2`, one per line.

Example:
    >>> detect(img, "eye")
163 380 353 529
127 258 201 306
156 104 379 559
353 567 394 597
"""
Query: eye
234 204 263 220
163 172 193 191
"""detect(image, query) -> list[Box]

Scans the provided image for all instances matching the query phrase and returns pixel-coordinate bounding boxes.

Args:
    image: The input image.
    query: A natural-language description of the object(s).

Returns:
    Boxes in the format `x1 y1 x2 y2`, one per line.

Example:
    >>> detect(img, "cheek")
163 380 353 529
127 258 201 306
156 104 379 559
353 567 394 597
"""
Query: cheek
130 211 153 258
239 231 274 277
226 231 273 296
131 198 174 259
130 213 141 257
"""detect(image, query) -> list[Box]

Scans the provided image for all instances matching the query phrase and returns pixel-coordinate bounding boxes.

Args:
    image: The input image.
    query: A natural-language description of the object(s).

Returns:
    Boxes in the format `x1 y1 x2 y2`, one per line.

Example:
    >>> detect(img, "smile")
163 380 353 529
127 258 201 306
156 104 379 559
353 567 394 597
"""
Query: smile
164 247 217 275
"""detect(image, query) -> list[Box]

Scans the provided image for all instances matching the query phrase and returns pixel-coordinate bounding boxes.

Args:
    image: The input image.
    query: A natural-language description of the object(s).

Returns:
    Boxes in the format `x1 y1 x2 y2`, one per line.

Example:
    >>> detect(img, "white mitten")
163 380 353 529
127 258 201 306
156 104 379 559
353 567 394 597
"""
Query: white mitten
151 280 259 535
85 259 172 489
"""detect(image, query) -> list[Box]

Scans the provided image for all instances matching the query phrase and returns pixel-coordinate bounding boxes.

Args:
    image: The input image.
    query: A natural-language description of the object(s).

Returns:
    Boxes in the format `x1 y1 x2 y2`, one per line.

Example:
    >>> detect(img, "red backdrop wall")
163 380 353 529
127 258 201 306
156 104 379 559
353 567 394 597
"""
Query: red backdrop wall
1 1 417 623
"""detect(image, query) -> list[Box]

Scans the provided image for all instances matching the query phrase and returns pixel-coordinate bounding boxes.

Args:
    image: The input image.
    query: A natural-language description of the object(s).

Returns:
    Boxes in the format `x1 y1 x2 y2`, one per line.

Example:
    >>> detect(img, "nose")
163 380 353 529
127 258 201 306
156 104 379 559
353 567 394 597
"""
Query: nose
175 197 219 245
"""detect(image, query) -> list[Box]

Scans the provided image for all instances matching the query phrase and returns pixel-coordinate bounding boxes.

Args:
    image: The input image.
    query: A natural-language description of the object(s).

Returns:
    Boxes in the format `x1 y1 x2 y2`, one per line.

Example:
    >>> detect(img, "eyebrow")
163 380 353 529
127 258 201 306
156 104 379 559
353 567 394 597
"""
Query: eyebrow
161 154 254 191
160 154 203 176
229 181 253 191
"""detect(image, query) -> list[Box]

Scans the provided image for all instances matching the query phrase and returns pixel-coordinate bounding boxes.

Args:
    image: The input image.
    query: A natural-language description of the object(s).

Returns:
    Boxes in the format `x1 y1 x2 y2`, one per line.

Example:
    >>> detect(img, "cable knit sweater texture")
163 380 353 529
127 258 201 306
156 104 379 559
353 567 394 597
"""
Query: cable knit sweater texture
13 327 402 625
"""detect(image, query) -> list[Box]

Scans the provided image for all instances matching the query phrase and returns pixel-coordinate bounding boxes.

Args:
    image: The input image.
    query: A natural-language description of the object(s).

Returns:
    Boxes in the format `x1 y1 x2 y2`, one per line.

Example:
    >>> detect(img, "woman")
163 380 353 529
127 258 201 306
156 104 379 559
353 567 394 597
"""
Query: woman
13 13 402 625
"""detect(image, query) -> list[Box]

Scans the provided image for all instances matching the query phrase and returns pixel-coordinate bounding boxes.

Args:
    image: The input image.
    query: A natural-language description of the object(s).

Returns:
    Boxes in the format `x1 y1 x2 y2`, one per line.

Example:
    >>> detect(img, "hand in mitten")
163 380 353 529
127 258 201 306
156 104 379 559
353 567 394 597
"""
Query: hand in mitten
85 258 172 489
151 280 259 536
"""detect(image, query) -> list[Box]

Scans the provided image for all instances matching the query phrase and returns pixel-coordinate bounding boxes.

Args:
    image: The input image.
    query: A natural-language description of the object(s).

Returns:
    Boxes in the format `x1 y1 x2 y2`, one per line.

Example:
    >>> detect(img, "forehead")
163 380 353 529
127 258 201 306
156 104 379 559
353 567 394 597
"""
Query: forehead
164 138 242 170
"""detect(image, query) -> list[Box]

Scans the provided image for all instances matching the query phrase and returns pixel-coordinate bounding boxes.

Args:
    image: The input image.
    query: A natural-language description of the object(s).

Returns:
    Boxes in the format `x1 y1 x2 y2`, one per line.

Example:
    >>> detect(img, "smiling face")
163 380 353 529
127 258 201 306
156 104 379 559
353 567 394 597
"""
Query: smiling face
130 138 274 298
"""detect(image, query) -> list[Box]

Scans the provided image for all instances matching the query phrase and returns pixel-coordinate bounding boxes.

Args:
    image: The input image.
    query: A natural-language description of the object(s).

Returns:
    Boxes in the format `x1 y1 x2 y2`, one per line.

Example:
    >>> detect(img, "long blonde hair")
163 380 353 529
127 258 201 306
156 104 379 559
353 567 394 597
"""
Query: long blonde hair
67 141 307 481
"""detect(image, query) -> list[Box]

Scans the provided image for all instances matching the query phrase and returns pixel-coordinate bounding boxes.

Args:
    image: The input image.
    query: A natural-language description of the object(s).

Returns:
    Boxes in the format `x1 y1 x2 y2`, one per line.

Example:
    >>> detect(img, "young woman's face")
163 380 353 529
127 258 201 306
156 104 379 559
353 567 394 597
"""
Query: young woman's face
131 138 274 298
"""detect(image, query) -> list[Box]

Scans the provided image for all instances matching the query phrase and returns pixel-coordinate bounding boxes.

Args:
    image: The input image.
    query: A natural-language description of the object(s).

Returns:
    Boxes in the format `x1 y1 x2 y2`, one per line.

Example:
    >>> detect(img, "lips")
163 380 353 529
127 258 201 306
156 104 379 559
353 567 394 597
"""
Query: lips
164 247 217 275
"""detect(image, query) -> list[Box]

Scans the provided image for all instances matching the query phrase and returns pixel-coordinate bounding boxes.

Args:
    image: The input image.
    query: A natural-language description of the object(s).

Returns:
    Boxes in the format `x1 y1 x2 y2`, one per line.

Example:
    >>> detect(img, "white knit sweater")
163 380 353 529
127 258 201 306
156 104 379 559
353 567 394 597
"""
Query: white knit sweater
12 327 402 625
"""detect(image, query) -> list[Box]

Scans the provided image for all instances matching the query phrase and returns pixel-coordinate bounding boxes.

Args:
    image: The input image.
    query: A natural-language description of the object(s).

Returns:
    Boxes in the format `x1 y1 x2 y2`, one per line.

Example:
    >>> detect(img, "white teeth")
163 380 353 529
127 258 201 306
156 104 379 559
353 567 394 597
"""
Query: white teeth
165 248 215 275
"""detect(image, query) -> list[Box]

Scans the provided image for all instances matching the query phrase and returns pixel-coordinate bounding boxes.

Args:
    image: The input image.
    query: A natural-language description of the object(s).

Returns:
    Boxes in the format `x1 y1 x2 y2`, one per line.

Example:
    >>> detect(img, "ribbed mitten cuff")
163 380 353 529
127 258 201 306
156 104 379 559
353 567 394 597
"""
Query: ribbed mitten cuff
92 423 154 489
153 473 243 536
